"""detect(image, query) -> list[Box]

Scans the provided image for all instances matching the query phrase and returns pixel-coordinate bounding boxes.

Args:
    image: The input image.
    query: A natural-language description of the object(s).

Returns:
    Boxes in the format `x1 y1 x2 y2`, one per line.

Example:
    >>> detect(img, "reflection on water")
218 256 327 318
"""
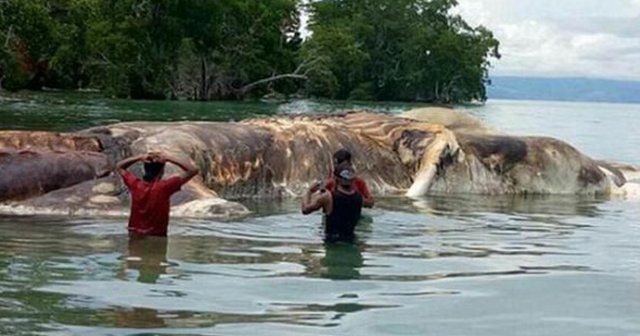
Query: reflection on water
121 236 170 284
321 242 364 280
0 194 638 335
383 194 606 217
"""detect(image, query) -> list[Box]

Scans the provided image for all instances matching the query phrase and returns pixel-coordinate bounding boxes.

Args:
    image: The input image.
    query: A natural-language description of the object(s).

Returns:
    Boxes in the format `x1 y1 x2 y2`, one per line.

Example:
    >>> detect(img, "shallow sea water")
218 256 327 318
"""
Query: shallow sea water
0 95 639 335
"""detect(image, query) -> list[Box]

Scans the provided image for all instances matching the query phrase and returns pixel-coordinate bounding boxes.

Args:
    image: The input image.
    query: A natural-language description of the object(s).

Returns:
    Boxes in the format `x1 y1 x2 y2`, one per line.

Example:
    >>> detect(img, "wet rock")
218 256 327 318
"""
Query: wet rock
171 198 250 220
92 182 118 195
90 195 120 205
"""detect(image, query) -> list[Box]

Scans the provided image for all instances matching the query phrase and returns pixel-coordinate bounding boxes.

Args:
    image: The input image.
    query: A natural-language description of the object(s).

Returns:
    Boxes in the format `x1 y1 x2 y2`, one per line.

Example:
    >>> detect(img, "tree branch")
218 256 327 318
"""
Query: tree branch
295 56 323 75
238 73 308 96
98 52 114 65
3 25 13 49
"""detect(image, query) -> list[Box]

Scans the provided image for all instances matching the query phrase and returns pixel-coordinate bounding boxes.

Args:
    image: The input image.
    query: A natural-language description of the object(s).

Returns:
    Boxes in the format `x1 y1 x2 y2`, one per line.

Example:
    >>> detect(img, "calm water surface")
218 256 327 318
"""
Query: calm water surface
0 94 639 335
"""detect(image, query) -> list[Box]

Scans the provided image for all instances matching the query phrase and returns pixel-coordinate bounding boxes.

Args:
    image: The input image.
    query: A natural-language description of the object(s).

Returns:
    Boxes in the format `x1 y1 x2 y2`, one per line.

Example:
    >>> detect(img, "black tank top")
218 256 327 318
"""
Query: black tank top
324 189 363 242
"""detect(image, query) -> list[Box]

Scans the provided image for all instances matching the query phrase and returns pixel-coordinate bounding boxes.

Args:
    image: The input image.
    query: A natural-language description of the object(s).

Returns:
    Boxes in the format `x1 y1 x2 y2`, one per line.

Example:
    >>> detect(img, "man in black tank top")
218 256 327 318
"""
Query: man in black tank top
302 163 363 243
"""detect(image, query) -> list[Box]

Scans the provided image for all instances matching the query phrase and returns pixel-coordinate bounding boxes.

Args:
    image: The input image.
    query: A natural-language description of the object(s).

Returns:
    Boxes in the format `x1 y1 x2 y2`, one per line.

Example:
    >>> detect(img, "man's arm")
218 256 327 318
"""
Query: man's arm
357 178 375 208
363 194 375 208
161 154 199 184
115 154 147 176
302 182 330 215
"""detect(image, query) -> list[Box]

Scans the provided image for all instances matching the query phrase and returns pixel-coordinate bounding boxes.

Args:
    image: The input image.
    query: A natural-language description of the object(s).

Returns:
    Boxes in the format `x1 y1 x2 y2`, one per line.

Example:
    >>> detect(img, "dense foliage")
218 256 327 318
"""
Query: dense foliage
0 0 302 99
0 0 499 103
303 0 500 102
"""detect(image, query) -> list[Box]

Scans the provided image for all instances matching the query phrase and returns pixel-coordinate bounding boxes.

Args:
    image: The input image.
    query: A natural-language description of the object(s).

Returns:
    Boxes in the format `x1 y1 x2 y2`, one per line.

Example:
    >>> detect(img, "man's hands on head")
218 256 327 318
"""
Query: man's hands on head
145 151 166 163
140 151 198 184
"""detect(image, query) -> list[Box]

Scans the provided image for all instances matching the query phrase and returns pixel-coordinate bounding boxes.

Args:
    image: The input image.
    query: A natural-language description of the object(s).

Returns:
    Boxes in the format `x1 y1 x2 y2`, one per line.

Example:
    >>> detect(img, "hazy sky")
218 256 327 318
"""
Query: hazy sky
454 0 640 80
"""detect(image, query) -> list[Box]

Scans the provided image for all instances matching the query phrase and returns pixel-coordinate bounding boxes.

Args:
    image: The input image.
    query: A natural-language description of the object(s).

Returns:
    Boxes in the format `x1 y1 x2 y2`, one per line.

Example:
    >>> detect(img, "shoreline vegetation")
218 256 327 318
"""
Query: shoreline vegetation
0 0 499 104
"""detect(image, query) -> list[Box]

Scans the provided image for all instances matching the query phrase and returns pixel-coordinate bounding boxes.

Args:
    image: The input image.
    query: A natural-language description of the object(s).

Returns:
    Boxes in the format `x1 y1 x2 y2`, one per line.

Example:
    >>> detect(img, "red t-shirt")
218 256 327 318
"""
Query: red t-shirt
324 176 371 199
122 171 183 236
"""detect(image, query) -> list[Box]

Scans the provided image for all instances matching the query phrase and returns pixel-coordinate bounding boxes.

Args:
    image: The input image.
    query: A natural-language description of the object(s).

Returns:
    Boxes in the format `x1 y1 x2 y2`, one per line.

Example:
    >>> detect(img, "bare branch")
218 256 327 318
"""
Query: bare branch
235 56 326 97
3 25 13 49
294 56 323 75
239 73 308 96
98 52 114 65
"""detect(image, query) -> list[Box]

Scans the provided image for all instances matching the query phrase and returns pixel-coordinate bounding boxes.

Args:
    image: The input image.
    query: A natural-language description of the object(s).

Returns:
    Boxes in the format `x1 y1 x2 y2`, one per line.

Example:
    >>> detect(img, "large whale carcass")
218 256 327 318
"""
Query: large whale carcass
0 110 637 218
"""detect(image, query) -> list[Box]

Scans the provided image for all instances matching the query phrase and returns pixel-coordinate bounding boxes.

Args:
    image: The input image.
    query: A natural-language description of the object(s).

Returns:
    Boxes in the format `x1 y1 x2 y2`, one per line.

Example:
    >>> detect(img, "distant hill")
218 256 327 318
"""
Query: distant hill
487 76 640 104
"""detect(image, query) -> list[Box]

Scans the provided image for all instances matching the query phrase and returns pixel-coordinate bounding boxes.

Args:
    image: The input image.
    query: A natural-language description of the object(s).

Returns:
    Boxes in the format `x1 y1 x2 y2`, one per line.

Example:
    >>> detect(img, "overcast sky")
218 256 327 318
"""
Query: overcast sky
454 0 640 80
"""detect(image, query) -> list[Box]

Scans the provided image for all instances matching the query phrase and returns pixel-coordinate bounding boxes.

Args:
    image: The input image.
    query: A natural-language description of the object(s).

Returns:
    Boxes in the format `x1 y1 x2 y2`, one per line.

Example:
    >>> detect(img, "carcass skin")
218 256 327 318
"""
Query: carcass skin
0 110 636 219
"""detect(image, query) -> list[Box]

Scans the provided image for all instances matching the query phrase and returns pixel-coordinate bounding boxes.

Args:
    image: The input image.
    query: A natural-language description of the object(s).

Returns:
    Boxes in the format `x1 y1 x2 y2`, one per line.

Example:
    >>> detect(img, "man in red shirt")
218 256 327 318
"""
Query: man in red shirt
324 149 374 208
116 152 199 237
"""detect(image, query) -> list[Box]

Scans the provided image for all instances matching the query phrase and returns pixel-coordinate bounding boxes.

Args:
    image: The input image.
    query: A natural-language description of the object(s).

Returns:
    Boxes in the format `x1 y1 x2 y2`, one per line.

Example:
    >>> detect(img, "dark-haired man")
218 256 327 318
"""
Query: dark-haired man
116 152 199 237
324 149 374 208
302 162 363 243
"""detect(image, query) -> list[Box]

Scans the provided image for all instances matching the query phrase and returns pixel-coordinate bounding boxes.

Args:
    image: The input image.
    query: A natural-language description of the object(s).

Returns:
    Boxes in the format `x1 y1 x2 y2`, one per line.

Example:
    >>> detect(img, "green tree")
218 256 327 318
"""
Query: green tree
0 0 500 103
171 0 303 100
303 0 500 103
1 0 303 100
0 0 97 91
85 0 183 98
0 0 58 90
